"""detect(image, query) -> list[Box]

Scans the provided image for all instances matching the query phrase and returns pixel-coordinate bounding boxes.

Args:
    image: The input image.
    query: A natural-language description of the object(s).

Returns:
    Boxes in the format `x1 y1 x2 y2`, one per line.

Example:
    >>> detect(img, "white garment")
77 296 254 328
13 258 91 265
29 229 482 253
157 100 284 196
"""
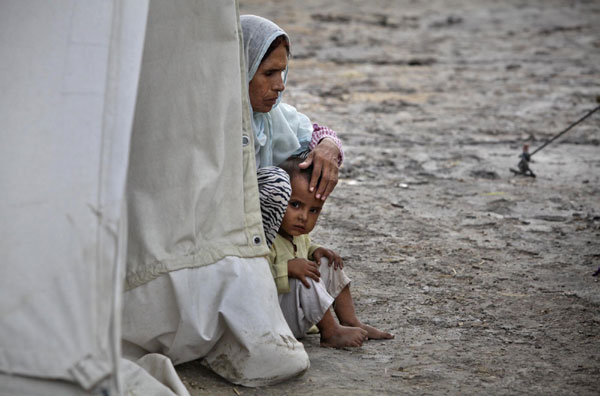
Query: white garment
253 102 314 167
279 259 352 339
122 256 309 387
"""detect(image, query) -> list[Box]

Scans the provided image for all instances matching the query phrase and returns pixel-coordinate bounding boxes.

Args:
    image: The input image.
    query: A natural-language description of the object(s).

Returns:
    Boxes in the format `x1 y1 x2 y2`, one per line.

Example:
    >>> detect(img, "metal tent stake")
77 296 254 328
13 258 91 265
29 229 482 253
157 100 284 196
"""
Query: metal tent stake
510 105 600 177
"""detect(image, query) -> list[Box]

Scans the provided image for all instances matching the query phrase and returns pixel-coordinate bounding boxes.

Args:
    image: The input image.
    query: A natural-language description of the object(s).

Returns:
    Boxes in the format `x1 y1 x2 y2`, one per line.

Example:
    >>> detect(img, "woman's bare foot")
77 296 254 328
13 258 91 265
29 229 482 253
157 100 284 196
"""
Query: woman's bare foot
320 325 368 348
359 323 394 340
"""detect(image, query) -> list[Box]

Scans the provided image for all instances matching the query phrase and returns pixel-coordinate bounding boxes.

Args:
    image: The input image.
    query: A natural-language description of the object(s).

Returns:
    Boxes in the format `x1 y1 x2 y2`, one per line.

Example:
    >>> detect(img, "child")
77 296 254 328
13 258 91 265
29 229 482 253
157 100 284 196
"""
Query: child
268 156 394 348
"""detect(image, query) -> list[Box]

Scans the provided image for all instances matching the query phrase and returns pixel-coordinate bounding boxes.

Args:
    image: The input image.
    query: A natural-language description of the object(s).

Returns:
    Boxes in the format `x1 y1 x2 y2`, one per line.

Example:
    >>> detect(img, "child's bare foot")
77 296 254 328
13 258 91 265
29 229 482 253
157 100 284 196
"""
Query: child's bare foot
359 323 394 340
332 286 394 341
320 325 368 348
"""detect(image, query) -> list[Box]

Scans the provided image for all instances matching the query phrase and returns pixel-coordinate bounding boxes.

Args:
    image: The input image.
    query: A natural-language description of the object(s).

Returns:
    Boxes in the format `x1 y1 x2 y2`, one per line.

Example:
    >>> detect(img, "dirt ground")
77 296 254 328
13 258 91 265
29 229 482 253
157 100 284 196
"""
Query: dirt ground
177 0 600 394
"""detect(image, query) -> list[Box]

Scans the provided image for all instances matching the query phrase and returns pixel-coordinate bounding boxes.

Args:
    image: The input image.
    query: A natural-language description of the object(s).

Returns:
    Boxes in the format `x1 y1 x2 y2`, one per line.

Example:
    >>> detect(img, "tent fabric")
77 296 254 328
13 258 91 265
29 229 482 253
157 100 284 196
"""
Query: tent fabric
122 257 309 387
0 0 148 392
125 0 269 290
1 359 184 396
0 372 100 396
1 0 308 392
122 0 310 386
121 355 190 396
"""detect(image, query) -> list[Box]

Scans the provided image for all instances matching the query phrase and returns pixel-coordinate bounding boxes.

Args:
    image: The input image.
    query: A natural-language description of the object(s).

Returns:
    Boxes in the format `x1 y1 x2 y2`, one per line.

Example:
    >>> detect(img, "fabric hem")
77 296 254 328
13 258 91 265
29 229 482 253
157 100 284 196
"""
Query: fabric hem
125 245 270 290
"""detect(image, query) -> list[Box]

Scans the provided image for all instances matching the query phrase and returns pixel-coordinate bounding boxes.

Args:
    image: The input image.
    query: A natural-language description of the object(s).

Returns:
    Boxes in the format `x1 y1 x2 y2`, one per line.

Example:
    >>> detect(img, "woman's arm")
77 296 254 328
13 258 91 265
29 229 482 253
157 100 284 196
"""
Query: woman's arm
308 124 344 165
299 123 344 201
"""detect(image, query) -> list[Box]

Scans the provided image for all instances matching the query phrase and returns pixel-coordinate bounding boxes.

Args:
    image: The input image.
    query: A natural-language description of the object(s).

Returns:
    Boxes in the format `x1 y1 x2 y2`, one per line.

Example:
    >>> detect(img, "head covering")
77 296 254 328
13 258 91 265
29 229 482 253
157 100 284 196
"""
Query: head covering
241 15 289 83
241 15 312 168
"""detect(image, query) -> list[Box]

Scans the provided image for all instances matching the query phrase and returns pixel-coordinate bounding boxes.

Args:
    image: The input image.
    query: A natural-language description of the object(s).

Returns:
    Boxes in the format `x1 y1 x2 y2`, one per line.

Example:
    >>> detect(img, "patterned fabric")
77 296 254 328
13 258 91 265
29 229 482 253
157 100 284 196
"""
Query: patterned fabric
257 167 291 248
310 123 345 166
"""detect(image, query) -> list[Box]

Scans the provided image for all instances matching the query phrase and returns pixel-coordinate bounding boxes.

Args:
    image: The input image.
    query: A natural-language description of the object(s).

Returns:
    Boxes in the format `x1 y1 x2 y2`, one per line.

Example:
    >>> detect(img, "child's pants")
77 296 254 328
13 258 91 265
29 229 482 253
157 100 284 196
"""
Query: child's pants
278 258 351 339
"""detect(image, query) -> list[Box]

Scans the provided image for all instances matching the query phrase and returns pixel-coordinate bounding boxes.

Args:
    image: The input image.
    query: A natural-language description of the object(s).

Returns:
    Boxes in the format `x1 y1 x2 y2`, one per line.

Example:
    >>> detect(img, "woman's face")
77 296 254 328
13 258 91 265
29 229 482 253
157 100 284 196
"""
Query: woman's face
249 41 288 113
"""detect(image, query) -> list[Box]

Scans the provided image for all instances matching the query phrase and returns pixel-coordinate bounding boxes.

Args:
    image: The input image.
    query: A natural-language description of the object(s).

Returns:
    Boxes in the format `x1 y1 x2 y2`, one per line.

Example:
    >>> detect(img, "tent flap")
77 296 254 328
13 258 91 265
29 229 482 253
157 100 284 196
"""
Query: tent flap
0 0 148 390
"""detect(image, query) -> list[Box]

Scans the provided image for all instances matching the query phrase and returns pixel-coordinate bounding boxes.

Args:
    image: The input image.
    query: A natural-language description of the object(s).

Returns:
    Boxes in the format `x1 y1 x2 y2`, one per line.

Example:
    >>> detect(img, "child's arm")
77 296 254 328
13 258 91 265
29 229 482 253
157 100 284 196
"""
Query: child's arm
311 247 344 270
287 258 321 289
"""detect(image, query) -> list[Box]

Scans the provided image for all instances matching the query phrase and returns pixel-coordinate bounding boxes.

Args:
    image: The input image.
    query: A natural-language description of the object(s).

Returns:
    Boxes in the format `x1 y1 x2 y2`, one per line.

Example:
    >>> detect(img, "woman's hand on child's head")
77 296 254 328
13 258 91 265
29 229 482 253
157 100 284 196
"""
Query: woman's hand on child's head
313 247 343 270
298 139 340 201
288 258 321 289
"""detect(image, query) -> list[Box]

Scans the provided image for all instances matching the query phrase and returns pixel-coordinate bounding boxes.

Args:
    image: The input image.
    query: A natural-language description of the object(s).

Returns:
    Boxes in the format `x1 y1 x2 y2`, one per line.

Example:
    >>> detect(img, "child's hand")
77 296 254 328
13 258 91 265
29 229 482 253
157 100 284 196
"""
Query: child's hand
288 258 321 288
312 247 343 270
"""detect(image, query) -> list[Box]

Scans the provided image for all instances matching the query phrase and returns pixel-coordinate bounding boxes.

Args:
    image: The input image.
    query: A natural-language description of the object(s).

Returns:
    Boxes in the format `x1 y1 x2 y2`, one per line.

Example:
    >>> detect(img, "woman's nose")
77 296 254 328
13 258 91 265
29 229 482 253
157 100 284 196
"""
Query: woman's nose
274 73 285 92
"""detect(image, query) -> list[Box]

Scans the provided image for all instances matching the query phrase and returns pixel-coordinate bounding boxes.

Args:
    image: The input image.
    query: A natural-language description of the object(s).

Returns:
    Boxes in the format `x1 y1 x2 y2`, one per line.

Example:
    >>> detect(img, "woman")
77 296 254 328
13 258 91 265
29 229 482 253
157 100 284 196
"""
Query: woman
241 14 344 246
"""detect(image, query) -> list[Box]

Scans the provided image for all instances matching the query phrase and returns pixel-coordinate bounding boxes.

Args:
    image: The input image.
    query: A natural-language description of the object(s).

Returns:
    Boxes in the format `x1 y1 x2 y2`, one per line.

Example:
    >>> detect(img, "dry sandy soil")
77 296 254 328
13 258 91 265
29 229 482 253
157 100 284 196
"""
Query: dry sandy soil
178 0 600 394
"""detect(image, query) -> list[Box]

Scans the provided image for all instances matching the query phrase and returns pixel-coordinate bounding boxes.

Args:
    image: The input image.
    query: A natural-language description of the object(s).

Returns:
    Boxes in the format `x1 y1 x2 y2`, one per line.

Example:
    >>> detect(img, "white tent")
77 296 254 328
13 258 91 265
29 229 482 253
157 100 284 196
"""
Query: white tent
0 0 308 394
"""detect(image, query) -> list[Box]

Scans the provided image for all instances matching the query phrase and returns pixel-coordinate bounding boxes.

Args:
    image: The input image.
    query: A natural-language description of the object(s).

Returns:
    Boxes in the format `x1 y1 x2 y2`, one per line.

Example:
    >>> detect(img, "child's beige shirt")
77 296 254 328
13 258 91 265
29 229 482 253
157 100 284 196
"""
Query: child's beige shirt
267 234 320 294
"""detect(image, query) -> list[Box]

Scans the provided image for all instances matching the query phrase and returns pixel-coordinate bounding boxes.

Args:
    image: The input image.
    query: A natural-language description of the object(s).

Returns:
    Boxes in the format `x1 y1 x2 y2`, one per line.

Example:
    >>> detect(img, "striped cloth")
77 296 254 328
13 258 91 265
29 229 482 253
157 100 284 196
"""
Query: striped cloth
257 166 292 248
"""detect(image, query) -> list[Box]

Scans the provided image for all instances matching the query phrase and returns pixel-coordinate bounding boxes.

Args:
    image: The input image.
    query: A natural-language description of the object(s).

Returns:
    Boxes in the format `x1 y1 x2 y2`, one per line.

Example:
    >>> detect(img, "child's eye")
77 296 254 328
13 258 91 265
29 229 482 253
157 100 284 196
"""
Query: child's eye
310 208 320 214
290 201 300 208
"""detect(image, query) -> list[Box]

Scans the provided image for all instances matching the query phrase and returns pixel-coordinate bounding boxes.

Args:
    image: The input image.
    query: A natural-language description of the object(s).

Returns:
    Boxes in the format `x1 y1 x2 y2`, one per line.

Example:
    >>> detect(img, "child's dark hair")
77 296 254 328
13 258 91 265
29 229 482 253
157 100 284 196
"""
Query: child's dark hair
278 155 315 184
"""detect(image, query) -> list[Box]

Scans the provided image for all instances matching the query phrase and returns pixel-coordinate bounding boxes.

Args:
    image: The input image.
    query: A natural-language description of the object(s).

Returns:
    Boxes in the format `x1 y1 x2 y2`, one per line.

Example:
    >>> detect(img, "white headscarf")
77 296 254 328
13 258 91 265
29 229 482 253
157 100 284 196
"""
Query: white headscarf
241 15 313 167
241 15 289 83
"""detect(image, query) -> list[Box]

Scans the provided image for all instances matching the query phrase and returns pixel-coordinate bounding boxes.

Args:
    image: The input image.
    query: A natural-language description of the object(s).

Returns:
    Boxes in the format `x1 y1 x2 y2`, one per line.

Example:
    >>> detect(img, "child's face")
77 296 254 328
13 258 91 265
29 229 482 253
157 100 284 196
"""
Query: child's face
279 175 324 239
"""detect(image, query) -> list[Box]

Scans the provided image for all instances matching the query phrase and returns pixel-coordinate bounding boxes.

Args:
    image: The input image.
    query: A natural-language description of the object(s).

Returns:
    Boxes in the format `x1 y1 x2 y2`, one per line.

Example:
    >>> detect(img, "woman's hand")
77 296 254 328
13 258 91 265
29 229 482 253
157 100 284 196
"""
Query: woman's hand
288 258 321 288
312 247 343 270
298 138 340 201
